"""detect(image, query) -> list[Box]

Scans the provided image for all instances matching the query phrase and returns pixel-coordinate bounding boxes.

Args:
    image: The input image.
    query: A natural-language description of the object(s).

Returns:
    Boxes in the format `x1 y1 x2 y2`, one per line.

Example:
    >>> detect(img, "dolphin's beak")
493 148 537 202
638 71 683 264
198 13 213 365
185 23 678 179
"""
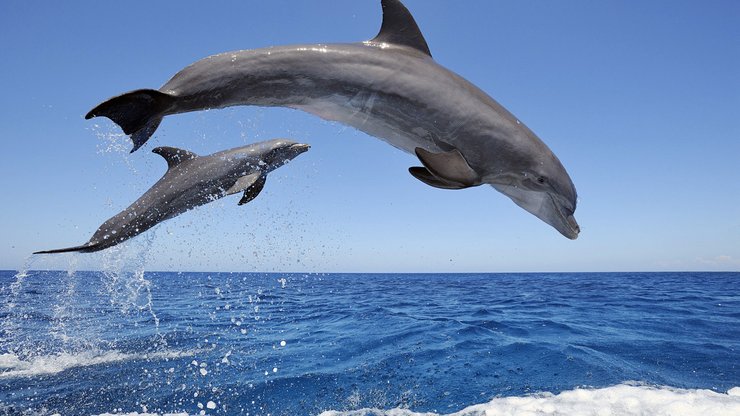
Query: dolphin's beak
291 143 311 154
557 213 580 240
492 184 580 240
564 213 580 240
266 142 311 170
545 191 580 240
541 192 580 240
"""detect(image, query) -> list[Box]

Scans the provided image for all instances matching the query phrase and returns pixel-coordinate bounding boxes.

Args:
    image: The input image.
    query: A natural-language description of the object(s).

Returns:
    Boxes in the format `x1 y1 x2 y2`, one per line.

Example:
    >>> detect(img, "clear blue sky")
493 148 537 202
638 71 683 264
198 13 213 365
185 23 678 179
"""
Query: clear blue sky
1 1 738 272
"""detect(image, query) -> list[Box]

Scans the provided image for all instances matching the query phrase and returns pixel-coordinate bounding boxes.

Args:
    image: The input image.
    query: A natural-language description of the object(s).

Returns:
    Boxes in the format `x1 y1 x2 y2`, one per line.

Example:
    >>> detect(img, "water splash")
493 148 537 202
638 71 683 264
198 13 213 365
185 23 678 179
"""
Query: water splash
5 255 36 310
49 271 80 345
91 123 131 155
1 234 178 389
100 231 163 339
0 255 38 353
89 122 142 175
49 266 100 353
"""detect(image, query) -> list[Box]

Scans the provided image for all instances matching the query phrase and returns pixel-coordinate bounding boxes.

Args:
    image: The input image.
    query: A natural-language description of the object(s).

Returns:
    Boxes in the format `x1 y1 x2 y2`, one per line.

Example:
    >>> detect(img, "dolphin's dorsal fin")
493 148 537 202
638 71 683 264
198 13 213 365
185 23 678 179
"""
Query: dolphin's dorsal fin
152 147 198 169
225 172 267 205
413 147 481 188
371 0 431 57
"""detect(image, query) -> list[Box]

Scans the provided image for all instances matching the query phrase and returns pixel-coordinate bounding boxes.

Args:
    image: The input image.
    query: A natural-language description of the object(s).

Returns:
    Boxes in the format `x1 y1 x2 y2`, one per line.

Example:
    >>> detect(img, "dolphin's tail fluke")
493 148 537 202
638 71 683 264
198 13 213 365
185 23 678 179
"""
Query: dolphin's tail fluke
86 89 176 153
34 243 101 255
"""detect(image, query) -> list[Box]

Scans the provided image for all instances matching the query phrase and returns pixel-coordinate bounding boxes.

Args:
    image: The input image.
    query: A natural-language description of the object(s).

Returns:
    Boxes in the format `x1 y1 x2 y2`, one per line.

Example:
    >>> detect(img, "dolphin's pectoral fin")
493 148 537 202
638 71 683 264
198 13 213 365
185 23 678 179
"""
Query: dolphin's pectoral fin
238 174 267 206
226 172 261 196
152 147 199 169
409 167 469 190
225 172 267 205
414 147 481 188
371 0 432 57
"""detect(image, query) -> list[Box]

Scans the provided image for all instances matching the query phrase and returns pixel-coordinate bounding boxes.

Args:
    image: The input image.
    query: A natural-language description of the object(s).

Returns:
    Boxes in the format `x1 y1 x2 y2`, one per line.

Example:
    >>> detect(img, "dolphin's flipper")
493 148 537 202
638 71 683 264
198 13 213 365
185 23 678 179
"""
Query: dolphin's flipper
225 172 267 205
409 167 469 190
238 173 267 205
371 0 431 57
414 147 480 188
152 146 199 169
86 89 176 153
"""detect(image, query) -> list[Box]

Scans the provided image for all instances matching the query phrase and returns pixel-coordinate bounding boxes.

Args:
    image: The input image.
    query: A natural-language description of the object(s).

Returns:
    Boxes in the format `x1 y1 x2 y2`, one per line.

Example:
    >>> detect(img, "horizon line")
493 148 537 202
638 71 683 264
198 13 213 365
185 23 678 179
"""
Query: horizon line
2 269 738 275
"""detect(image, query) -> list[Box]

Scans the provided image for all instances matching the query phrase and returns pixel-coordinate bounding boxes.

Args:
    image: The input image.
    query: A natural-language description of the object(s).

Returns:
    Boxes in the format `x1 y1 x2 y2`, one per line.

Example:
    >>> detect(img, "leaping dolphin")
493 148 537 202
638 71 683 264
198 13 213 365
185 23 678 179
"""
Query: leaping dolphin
35 139 310 254
86 0 579 239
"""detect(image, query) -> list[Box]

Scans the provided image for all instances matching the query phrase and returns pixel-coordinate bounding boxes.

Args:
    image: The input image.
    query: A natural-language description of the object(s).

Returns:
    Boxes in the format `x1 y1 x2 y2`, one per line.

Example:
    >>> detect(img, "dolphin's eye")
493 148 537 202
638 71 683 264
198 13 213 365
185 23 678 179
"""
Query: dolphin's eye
537 176 547 184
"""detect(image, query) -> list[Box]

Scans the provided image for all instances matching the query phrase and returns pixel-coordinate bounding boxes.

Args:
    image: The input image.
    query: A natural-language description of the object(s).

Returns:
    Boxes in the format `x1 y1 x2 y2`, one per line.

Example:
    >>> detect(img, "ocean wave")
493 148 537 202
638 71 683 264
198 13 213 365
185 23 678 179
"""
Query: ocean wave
8 384 739 416
0 349 196 379
319 384 740 416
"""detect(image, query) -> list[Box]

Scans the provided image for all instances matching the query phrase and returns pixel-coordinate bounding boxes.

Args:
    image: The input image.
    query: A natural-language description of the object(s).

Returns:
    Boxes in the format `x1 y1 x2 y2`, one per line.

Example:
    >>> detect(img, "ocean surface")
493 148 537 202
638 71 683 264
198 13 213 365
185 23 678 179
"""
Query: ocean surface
1 269 738 415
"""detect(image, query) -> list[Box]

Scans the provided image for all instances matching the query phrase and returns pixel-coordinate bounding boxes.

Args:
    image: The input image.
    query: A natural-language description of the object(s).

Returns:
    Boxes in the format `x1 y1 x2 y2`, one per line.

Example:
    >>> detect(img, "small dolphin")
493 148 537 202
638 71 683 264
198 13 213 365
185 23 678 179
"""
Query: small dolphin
35 139 310 254
86 0 579 239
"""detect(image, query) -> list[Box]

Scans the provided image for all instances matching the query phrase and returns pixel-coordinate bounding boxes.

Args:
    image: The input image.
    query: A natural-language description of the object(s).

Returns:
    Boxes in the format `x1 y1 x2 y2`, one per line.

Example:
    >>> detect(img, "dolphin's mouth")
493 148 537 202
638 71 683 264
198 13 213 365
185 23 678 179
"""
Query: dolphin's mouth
549 193 579 240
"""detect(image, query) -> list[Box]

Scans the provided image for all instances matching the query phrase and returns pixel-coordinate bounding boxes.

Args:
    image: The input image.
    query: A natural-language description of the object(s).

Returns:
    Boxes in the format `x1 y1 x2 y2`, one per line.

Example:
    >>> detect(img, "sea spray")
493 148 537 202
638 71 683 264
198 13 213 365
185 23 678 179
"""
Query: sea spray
2 240 165 367
100 231 162 335
5 255 35 311
50 268 82 346
48 261 103 353
0 237 194 388
91 123 135 158
0 255 41 358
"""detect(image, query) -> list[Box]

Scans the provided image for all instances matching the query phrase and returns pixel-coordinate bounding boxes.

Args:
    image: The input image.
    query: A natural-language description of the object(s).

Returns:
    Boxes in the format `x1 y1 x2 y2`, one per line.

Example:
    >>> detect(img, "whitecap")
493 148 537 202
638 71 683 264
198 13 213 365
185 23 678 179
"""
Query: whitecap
320 383 740 416
0 349 197 379
93 413 189 416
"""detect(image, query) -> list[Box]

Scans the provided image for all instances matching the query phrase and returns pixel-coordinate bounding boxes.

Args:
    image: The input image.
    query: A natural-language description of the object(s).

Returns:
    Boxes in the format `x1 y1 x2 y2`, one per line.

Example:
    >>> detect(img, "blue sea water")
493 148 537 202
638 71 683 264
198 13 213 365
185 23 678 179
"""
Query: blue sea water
1 269 738 415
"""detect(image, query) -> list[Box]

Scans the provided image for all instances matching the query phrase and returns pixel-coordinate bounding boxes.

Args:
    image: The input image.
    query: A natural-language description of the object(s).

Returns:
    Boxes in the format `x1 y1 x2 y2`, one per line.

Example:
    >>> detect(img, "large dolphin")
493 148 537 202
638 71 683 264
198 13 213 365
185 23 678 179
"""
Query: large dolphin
86 0 579 239
35 139 310 254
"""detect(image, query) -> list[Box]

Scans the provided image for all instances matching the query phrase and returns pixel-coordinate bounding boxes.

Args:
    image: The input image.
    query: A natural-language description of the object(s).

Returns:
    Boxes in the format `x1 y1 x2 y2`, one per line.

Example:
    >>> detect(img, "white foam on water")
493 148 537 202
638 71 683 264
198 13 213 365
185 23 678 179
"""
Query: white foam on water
92 413 189 416
0 349 196 379
320 383 740 416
